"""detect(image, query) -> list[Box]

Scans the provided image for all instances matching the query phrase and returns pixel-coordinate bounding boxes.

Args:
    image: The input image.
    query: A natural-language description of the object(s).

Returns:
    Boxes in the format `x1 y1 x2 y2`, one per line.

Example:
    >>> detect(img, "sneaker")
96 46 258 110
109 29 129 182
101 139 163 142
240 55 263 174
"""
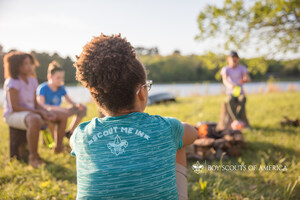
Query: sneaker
65 131 72 139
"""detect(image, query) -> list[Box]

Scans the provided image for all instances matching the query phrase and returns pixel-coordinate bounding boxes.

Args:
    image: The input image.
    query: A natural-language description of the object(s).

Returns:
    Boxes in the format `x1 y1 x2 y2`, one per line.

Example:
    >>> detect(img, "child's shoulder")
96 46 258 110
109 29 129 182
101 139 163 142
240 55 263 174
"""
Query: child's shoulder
220 66 229 73
4 77 20 89
75 118 96 132
4 77 19 84
27 76 38 83
4 77 13 85
238 64 247 70
58 85 67 93
145 113 181 127
38 81 48 88
74 114 181 133
36 82 49 93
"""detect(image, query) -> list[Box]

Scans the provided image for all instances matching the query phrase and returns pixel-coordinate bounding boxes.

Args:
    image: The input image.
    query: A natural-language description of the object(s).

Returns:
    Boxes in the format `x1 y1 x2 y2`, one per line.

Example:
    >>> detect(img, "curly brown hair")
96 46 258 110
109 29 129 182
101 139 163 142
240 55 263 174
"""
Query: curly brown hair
3 51 39 79
74 33 146 113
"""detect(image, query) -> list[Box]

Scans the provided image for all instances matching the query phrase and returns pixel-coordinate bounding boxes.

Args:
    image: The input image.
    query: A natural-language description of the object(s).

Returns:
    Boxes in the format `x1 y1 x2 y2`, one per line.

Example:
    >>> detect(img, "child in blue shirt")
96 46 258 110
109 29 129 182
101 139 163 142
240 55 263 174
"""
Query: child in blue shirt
37 61 87 139
70 33 198 199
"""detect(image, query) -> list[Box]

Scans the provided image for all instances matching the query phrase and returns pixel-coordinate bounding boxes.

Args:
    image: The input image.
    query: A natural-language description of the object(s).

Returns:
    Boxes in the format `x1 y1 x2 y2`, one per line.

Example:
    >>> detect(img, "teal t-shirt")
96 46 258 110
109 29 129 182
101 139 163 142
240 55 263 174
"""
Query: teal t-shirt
70 112 184 199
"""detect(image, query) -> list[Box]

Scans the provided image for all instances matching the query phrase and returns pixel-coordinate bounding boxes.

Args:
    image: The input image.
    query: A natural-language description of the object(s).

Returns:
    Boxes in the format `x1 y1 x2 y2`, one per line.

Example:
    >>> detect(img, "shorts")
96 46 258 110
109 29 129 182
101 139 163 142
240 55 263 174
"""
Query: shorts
176 162 188 200
4 111 43 130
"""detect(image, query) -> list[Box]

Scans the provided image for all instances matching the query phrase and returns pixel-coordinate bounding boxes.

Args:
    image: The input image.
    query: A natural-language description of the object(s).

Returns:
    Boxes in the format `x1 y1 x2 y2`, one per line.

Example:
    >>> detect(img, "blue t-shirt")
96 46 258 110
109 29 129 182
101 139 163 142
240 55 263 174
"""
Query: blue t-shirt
70 112 184 199
36 82 67 106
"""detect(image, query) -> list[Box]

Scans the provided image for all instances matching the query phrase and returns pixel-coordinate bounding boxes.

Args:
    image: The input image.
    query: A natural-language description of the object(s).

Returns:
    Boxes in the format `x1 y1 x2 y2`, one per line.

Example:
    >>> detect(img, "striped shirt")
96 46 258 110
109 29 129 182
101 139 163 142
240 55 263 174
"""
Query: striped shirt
70 112 184 199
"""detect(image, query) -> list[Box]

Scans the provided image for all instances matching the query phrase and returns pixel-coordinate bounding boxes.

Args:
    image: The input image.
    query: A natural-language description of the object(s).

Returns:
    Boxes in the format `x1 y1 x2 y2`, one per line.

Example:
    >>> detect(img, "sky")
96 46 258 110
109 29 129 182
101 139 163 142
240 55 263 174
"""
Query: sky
0 0 298 60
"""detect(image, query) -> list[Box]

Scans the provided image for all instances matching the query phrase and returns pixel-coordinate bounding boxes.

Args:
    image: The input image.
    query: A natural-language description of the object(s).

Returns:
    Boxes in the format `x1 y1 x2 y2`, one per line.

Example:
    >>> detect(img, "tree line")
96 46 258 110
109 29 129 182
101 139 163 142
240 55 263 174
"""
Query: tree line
139 52 300 83
0 46 299 85
0 47 76 85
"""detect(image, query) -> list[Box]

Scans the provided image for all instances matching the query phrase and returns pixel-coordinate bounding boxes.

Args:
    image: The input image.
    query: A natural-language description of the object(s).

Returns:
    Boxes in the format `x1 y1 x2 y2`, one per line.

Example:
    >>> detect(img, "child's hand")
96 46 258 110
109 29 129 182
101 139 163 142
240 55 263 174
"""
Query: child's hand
37 110 49 120
239 79 244 85
76 103 84 110
38 110 56 121
231 83 237 89
46 111 56 121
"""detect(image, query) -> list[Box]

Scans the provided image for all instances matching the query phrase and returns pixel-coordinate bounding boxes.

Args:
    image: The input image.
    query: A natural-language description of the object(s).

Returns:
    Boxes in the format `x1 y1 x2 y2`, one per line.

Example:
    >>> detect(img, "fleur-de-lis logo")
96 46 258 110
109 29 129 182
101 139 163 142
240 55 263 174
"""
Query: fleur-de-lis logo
192 161 204 174
107 134 128 156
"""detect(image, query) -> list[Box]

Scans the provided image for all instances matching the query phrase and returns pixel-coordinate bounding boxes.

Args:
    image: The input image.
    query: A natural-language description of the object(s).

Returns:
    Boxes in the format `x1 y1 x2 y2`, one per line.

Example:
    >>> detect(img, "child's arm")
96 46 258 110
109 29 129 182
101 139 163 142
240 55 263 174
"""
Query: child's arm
36 94 48 109
8 88 54 120
242 73 251 83
36 94 62 111
64 94 85 110
69 137 73 149
34 92 56 121
9 88 37 113
64 94 76 107
69 127 78 157
240 66 251 84
222 73 236 89
166 117 197 149
181 122 198 147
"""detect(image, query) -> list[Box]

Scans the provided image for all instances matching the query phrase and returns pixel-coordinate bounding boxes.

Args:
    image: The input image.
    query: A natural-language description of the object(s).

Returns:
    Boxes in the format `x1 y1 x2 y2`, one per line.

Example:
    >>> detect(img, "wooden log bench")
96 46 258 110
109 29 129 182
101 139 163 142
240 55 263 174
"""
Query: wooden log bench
9 127 29 162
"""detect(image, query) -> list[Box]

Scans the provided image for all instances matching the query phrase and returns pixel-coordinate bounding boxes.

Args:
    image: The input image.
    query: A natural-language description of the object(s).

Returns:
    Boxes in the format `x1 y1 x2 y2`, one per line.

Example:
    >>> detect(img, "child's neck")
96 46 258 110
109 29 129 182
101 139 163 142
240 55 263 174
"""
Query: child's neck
104 107 144 117
47 81 59 91
106 110 141 117
19 74 28 83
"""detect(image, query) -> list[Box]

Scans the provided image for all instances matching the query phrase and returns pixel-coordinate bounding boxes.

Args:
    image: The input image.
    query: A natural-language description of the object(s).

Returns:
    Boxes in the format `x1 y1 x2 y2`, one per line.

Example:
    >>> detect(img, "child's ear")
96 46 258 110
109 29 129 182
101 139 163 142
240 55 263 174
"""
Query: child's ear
137 87 146 101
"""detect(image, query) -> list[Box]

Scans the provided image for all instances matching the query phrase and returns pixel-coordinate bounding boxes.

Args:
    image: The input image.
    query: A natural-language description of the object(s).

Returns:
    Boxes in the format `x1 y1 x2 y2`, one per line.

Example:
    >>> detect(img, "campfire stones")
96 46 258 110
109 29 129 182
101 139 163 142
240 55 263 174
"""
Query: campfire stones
190 128 245 160
213 138 226 149
194 138 215 147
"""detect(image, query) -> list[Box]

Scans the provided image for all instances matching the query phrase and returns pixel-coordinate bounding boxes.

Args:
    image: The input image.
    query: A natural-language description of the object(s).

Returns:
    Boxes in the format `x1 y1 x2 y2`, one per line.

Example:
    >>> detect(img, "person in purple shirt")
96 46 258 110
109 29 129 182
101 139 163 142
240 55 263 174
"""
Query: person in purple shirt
220 51 251 125
3 52 68 168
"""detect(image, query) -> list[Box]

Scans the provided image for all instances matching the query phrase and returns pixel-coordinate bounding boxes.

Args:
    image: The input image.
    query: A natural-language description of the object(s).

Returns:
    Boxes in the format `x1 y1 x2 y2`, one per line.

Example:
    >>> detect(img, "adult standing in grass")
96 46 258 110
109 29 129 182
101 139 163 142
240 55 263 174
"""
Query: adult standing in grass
221 51 251 127
3 52 68 167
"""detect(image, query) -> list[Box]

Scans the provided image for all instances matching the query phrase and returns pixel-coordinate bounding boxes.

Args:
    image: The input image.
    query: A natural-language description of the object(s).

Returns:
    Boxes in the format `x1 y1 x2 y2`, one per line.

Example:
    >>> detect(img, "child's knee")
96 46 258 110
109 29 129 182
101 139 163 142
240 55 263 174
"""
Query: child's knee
25 114 43 128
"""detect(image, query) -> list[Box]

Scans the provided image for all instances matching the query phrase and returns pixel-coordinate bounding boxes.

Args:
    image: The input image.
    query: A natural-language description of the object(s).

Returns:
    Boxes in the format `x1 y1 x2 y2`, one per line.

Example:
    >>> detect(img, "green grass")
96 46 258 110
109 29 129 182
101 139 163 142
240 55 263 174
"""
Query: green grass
0 92 299 199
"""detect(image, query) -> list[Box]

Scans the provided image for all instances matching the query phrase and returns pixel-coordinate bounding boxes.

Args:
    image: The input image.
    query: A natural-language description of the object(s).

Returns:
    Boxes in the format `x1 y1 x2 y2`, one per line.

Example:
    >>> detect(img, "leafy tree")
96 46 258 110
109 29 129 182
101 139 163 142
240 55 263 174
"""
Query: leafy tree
173 50 181 55
196 0 300 56
242 57 268 78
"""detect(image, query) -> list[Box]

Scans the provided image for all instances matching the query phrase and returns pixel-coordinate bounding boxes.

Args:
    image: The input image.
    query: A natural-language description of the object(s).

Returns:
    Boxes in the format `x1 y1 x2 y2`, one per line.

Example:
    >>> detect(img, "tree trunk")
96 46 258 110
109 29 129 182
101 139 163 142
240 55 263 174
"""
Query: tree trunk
216 102 250 131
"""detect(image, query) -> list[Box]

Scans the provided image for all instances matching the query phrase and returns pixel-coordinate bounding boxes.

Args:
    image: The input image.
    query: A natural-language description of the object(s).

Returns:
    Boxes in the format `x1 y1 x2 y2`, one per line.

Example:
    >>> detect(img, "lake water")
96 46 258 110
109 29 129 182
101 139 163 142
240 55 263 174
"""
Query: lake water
0 81 299 104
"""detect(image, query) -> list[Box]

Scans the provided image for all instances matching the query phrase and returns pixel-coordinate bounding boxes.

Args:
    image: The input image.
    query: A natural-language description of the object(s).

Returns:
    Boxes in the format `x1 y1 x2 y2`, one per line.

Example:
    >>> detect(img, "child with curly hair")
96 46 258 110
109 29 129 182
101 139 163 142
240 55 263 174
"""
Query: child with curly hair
3 52 67 167
70 34 198 199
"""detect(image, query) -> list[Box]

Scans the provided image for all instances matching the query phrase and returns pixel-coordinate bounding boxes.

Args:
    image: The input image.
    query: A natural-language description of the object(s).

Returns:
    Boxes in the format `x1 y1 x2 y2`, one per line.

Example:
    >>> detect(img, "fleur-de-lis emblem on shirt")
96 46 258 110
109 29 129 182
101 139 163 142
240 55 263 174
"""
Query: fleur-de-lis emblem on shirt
107 134 128 156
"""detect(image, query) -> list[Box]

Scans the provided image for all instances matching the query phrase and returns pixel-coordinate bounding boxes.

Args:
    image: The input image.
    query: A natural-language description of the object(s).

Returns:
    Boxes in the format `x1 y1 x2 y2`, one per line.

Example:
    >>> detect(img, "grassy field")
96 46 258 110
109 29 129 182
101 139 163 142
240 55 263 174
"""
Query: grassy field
0 92 299 199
